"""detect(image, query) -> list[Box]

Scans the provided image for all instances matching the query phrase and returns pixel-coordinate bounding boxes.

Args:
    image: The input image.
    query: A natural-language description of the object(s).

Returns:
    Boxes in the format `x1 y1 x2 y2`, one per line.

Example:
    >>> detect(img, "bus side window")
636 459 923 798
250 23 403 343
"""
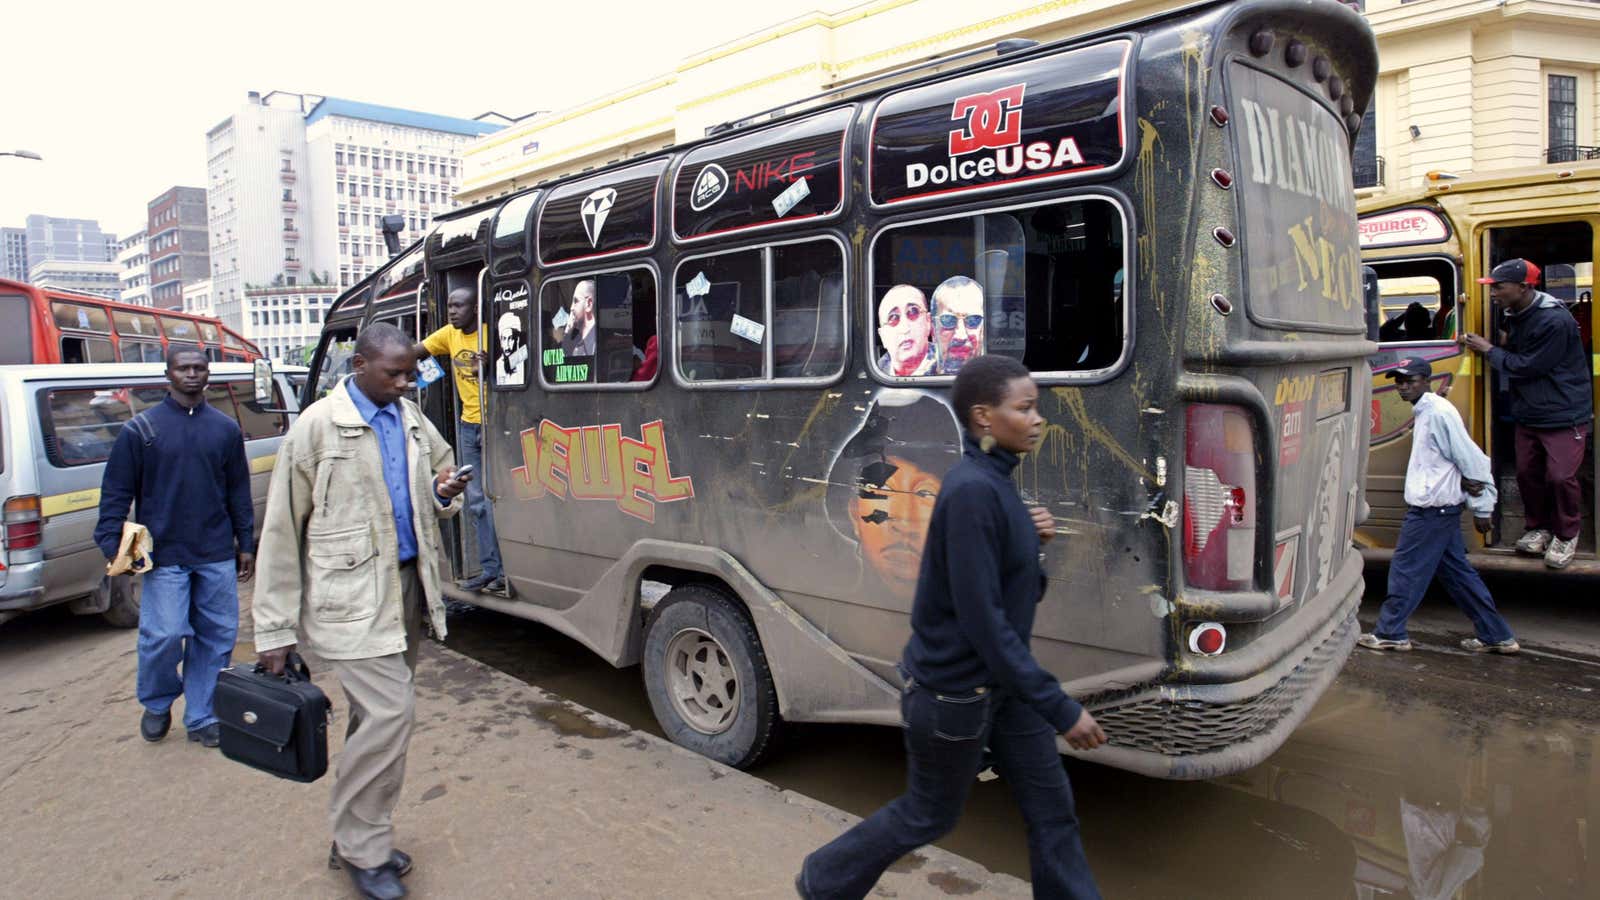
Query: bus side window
870 198 1127 378
1367 257 1458 345
675 238 845 385
540 269 658 387
61 335 115 364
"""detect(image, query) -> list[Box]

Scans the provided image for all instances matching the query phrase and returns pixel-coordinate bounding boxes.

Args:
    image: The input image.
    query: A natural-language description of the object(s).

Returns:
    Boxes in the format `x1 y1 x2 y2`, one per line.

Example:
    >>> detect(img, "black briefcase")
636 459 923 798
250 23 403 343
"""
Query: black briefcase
215 652 332 783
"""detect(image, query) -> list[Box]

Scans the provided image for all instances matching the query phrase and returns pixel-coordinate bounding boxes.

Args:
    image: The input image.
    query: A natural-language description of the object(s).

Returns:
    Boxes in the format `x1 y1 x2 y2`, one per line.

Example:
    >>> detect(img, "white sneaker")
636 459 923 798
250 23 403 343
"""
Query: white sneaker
1515 529 1552 556
1545 536 1576 570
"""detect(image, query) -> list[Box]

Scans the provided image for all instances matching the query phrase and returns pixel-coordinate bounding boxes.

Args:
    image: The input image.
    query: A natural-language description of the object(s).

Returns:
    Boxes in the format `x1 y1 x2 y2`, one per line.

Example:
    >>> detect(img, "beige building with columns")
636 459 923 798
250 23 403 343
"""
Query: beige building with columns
459 0 1600 204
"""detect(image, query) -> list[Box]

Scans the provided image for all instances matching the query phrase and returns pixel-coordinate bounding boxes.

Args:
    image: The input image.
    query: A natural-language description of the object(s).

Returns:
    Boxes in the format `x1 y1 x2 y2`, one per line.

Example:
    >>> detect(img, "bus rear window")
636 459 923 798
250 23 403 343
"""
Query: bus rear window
1231 63 1363 332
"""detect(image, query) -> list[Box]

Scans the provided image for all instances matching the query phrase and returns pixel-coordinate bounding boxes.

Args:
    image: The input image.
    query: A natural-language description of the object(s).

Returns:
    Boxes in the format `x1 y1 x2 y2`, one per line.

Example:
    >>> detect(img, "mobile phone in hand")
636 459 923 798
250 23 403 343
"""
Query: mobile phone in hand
452 464 475 482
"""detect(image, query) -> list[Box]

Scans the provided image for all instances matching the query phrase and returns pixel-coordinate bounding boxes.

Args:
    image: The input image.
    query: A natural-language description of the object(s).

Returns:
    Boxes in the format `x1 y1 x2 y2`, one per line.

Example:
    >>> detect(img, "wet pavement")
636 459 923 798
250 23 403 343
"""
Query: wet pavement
443 571 1600 898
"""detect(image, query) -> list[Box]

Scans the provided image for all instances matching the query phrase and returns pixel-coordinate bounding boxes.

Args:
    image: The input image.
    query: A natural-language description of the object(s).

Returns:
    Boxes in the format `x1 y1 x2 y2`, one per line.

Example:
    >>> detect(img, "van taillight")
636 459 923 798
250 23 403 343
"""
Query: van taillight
4 495 42 551
1184 405 1256 591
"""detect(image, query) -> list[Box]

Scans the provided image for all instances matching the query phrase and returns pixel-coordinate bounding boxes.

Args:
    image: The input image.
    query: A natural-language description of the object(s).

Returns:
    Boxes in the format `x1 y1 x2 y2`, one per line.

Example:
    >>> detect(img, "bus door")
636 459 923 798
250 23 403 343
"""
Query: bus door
1481 220 1597 554
1362 254 1464 534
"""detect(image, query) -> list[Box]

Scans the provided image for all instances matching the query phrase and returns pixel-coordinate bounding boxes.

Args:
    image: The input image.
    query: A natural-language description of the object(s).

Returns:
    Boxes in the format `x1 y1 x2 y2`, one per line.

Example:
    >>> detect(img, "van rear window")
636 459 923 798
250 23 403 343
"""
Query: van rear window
41 381 284 467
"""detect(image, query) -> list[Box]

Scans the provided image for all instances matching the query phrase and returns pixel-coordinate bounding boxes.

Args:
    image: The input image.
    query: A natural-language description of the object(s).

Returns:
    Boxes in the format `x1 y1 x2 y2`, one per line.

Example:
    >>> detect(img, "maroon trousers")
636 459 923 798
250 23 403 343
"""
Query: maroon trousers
1515 423 1591 540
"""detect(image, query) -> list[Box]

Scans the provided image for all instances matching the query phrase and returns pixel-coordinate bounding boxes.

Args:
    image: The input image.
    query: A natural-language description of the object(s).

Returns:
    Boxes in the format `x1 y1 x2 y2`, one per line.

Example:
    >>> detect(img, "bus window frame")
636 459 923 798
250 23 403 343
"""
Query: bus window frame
1366 253 1461 348
669 232 850 391
864 191 1134 387
537 262 662 393
50 301 112 334
59 333 116 364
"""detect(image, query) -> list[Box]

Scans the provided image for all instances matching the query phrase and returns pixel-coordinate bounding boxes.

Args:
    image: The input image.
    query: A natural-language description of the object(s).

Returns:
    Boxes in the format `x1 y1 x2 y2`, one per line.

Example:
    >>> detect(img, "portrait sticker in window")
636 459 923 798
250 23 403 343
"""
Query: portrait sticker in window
491 280 531 389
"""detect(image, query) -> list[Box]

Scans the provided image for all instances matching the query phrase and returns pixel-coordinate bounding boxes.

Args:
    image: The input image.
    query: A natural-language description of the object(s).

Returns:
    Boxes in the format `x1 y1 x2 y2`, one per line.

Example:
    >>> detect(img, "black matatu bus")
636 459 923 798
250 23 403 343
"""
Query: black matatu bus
297 0 1377 779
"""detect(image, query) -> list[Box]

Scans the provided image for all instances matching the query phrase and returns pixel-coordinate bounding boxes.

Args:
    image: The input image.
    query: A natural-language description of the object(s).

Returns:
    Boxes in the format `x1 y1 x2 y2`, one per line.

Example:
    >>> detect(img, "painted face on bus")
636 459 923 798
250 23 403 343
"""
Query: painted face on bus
447 288 476 332
849 455 941 601
932 276 985 375
876 285 932 377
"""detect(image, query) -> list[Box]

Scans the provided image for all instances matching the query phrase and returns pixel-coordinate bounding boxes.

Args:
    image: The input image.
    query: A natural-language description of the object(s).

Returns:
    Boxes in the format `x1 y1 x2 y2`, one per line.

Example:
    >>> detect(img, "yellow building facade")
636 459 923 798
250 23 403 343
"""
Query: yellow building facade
459 0 1600 204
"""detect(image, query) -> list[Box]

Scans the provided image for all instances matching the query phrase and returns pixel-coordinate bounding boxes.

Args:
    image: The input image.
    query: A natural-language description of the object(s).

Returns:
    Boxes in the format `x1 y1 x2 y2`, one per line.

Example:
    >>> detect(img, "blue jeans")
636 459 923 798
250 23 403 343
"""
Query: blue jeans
458 420 502 579
800 679 1099 900
1375 505 1515 643
137 561 239 730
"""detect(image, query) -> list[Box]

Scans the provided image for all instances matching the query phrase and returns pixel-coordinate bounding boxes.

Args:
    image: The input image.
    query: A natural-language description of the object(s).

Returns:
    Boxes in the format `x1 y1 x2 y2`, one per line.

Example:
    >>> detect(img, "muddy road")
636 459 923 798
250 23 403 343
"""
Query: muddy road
445 572 1600 898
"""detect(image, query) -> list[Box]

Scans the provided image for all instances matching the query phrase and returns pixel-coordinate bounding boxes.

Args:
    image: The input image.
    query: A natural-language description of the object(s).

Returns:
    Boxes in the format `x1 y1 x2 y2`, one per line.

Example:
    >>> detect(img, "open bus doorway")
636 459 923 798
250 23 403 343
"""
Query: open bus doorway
1481 222 1596 556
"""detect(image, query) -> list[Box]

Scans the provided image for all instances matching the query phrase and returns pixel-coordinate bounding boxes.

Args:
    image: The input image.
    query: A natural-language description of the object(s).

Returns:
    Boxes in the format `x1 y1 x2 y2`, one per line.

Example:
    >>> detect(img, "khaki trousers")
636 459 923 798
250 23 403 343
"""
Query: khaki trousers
327 562 424 869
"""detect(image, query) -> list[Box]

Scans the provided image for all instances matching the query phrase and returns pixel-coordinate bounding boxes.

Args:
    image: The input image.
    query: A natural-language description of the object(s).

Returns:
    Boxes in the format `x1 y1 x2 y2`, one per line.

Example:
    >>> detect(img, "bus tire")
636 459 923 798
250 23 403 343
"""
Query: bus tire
101 574 142 629
641 584 780 769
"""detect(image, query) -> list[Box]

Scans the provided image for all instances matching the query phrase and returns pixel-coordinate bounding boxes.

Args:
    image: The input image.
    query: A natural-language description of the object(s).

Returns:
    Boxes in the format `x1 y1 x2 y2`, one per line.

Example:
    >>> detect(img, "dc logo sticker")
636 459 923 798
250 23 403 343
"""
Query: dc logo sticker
690 164 728 212
948 83 1026 157
581 188 617 248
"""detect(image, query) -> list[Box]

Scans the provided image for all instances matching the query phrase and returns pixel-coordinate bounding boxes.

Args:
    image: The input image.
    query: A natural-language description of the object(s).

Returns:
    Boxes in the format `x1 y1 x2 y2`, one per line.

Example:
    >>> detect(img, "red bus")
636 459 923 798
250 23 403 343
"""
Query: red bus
0 279 261 365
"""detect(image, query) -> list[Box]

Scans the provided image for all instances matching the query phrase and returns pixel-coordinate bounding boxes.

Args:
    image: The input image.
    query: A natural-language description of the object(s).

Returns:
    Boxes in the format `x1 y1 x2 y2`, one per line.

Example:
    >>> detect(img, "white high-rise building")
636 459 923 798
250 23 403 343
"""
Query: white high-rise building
244 284 338 363
117 229 150 307
205 91 499 338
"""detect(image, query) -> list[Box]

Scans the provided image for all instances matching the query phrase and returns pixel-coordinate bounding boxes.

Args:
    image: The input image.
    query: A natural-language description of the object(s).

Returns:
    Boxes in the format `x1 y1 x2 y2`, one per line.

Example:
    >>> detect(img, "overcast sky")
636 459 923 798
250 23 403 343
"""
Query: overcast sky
1 0 823 237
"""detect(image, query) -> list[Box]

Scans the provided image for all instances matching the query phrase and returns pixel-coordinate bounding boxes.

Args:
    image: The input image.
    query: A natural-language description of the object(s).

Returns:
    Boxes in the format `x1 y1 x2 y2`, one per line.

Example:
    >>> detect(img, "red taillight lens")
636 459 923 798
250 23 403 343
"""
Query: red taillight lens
1184 405 1256 591
4 496 42 551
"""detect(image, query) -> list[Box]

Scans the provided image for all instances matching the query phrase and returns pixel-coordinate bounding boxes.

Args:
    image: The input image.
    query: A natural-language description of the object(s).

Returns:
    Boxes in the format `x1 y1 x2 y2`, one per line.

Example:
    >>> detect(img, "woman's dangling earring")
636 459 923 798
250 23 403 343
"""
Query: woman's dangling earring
979 429 997 454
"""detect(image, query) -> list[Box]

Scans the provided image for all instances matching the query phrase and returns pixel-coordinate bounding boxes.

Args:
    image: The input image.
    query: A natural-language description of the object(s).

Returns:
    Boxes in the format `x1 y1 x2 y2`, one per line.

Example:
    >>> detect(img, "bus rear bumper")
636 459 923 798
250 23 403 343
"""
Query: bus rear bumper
1073 550 1363 780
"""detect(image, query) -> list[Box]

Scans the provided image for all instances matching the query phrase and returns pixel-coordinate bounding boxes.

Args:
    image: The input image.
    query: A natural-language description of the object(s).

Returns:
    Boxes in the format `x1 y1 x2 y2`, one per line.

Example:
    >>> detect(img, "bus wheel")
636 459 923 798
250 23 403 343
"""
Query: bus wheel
101 574 142 629
641 584 780 769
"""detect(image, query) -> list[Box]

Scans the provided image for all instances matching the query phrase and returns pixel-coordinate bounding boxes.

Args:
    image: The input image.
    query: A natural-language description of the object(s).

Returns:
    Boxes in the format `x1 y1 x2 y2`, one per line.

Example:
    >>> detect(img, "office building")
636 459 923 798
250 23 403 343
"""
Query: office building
117 229 150 307
147 187 210 309
206 90 499 336
30 258 121 300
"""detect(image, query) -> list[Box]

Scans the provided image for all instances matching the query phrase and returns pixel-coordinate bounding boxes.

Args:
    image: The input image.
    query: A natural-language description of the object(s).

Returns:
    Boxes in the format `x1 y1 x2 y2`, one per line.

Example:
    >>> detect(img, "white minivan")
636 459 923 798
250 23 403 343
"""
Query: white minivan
0 363 301 628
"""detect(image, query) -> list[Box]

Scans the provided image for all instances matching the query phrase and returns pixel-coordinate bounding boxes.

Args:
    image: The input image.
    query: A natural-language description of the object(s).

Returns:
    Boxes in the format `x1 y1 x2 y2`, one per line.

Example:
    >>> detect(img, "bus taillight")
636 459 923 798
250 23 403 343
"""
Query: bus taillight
1184 405 1256 591
3 495 42 551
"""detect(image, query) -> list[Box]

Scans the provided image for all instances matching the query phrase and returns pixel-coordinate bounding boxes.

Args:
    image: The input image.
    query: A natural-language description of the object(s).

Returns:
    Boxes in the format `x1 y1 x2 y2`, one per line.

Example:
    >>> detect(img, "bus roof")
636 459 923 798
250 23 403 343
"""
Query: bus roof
1359 159 1600 213
0 362 268 382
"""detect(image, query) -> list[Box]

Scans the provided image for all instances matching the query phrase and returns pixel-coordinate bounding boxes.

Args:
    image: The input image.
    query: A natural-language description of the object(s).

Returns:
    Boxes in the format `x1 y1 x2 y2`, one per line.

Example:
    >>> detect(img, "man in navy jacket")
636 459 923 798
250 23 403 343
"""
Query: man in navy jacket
95 348 255 747
1461 258 1593 569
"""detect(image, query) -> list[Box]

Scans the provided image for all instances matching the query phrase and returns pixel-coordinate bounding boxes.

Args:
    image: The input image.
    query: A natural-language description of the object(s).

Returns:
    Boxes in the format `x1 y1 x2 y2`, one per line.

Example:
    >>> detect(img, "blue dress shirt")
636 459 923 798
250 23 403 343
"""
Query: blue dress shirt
345 379 419 562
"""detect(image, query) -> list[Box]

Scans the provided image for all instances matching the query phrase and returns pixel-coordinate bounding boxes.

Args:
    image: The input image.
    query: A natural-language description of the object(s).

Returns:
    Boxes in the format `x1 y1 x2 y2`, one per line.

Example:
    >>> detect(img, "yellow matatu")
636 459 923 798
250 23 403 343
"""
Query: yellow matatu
1357 160 1600 575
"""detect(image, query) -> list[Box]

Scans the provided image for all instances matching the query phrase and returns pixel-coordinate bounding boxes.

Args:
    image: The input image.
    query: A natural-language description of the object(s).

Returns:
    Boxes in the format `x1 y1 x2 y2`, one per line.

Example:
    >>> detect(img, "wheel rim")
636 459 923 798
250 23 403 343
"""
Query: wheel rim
663 627 740 735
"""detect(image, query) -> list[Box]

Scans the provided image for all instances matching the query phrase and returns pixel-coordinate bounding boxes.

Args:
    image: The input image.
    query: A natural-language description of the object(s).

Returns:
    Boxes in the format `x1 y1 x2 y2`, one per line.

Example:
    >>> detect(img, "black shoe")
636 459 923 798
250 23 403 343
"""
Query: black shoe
444 599 477 616
330 843 412 878
186 723 221 748
340 859 407 899
140 709 171 743
480 576 511 598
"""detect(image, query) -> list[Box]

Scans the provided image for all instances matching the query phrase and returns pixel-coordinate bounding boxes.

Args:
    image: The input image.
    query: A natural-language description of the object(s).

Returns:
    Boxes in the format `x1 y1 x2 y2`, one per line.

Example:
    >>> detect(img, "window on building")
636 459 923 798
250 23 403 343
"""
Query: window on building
285 248 296 261
310 309 320 323
338 212 346 226
335 151 344 166
1549 74 1579 162
281 158 292 172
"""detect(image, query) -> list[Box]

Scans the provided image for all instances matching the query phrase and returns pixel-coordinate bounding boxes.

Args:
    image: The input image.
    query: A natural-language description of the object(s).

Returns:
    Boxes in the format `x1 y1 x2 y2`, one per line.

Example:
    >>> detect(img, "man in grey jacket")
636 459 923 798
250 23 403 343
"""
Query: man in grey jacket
254 323 466 900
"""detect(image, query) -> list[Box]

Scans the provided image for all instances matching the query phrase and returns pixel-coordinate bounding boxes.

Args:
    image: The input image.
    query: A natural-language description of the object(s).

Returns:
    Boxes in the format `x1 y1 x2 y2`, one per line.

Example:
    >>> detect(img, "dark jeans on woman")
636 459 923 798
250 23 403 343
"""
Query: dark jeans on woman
798 677 1099 900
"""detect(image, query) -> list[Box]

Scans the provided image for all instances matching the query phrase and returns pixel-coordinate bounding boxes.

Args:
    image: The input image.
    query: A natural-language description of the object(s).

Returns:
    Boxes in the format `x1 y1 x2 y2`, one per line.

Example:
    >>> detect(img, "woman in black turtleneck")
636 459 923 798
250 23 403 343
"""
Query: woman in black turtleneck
797 354 1106 900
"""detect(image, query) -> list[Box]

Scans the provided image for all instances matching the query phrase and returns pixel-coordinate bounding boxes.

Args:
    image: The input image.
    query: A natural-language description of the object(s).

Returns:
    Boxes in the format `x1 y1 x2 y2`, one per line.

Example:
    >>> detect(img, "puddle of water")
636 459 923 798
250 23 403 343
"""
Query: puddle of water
444 601 1600 897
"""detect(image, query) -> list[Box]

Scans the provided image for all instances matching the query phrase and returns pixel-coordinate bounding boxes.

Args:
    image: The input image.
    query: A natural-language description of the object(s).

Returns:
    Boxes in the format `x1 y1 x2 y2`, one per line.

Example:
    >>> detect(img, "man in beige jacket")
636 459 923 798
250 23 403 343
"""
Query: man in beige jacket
254 322 467 900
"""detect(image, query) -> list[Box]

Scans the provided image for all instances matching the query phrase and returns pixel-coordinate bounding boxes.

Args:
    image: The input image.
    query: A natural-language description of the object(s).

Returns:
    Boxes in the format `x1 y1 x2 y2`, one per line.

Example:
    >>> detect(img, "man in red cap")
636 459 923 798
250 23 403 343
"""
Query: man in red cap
1460 258 1592 569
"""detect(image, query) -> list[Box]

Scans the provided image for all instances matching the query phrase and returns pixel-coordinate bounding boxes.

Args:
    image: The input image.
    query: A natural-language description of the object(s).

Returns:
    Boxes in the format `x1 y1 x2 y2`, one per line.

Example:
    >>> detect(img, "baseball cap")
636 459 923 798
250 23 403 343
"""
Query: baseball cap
1477 258 1541 285
1386 358 1432 380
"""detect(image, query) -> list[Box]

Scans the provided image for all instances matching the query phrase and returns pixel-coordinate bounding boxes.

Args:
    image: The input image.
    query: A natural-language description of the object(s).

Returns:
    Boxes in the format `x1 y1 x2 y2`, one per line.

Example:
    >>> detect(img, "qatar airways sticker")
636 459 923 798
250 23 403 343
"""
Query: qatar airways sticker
1358 207 1450 249
870 40 1129 206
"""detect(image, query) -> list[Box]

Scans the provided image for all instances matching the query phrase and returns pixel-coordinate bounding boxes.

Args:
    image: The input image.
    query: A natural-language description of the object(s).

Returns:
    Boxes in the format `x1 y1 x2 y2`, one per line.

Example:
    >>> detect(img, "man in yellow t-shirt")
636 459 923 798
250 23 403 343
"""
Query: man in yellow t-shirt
415 286 506 597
